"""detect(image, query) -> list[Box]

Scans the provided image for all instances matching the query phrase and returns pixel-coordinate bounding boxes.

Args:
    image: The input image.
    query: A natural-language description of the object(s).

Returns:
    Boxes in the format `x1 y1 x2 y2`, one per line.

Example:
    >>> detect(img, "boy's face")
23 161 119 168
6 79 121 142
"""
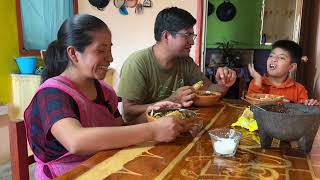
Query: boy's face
267 48 296 78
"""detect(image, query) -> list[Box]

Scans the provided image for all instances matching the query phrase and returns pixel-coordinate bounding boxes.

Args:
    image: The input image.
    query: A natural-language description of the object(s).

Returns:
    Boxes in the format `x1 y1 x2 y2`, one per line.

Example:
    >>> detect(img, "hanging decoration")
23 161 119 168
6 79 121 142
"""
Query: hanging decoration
143 0 152 8
89 0 110 11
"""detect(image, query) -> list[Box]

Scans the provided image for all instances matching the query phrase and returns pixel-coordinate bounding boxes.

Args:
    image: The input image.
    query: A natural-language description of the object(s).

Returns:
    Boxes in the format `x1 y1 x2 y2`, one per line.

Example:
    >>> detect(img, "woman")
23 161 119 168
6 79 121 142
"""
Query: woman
24 14 190 179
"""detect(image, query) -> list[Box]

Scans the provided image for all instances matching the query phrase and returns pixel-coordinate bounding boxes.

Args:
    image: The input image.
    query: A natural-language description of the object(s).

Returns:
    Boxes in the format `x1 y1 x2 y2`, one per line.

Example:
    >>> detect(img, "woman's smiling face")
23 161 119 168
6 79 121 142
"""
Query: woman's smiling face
75 30 113 80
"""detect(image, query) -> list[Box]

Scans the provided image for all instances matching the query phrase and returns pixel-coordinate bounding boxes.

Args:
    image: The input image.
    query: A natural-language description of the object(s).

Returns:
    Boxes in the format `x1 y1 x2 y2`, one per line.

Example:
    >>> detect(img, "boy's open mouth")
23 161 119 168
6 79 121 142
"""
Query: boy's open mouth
269 64 276 70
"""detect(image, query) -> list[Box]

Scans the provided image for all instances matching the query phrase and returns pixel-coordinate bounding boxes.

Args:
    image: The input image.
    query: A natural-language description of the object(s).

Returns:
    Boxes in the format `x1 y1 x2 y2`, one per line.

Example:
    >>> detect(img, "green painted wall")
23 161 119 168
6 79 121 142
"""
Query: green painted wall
206 0 269 49
0 1 19 103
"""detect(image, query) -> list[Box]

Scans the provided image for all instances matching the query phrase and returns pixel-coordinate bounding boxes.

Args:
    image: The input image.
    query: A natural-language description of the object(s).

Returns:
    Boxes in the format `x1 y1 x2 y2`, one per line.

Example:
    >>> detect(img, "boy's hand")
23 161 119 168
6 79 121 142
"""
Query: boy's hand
304 99 320 106
248 64 262 87
215 67 236 87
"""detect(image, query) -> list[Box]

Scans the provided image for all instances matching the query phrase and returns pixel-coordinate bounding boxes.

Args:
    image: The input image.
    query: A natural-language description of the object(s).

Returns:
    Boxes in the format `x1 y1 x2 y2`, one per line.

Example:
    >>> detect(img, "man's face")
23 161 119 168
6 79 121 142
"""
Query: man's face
167 27 196 57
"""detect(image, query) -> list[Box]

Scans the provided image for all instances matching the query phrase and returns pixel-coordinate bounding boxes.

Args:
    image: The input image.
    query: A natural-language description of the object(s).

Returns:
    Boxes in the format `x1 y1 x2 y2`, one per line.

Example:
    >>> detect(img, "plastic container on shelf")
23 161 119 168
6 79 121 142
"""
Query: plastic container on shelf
15 56 38 74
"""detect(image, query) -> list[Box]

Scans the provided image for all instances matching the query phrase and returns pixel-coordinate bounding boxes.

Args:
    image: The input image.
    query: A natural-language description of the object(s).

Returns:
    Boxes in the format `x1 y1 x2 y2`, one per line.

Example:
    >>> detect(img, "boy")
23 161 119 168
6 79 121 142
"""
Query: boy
248 40 319 106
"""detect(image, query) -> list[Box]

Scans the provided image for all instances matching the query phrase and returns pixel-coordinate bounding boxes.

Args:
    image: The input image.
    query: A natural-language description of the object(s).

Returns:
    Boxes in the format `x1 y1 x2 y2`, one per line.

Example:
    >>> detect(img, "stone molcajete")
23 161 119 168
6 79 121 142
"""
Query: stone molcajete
251 103 320 153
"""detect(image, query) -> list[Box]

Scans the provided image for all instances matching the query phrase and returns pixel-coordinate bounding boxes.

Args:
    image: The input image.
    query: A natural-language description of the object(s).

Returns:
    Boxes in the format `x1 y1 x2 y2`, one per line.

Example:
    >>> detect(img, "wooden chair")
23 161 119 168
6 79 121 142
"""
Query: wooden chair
9 120 35 180
103 67 115 87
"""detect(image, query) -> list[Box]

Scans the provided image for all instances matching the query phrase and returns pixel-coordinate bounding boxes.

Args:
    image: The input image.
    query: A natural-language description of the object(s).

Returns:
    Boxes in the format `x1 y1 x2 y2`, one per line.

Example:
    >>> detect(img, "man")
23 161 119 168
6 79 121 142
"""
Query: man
118 7 236 124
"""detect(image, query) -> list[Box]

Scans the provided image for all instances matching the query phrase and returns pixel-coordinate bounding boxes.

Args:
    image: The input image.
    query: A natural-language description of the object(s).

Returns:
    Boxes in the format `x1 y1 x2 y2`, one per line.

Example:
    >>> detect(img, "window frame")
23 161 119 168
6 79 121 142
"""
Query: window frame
15 0 78 56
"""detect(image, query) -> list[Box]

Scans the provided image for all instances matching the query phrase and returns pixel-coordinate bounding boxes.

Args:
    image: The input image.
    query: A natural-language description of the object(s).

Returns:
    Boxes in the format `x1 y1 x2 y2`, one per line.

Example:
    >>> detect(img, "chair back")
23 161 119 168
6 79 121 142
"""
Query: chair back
9 120 35 180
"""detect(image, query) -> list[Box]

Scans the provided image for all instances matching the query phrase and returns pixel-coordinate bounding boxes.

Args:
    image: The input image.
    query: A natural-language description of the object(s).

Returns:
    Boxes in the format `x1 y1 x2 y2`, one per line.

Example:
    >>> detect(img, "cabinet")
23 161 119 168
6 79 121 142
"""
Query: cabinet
10 74 40 119
9 70 116 119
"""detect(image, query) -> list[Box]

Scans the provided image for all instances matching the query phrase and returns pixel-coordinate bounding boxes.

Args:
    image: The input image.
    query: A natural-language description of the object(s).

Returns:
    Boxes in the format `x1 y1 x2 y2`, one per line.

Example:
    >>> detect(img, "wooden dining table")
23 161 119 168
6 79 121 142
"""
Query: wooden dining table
57 100 320 180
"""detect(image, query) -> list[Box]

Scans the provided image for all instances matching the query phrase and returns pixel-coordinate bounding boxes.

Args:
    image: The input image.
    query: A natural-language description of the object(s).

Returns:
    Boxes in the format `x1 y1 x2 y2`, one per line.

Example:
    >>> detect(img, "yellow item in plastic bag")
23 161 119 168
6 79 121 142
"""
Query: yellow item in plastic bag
231 107 258 132
241 107 253 119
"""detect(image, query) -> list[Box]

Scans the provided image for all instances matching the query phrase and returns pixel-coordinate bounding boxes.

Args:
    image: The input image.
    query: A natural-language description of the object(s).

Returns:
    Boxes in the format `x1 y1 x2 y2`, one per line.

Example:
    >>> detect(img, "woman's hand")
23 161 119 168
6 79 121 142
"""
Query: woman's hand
188 122 203 137
149 116 186 142
215 67 236 87
146 101 181 113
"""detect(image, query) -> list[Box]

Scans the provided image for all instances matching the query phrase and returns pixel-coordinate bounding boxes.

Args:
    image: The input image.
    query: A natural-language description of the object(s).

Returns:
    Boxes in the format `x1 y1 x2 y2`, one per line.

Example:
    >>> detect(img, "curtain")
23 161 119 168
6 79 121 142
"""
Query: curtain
261 0 297 44
20 0 74 50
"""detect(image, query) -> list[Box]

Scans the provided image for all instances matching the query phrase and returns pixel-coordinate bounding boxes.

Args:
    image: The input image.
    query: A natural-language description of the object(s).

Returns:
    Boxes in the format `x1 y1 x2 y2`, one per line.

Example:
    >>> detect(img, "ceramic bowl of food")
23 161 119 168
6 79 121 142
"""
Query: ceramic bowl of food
193 90 222 106
245 93 284 104
146 108 197 122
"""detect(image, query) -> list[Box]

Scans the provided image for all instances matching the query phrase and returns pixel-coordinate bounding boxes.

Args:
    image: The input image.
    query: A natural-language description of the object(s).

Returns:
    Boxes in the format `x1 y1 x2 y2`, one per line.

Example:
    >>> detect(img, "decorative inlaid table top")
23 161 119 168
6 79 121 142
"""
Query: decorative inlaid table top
57 100 320 180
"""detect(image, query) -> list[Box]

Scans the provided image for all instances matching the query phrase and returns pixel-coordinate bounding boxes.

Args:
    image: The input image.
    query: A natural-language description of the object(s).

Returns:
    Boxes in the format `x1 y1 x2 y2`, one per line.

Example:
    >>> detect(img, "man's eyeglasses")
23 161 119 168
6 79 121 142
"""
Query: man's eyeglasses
169 31 197 40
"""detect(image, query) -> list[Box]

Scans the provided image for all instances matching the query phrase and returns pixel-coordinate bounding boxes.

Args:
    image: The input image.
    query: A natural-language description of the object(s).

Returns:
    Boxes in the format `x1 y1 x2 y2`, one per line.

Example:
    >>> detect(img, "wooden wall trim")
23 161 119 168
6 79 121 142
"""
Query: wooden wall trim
74 0 79 14
297 0 309 85
299 0 312 55
298 0 320 96
195 0 203 66
15 0 24 56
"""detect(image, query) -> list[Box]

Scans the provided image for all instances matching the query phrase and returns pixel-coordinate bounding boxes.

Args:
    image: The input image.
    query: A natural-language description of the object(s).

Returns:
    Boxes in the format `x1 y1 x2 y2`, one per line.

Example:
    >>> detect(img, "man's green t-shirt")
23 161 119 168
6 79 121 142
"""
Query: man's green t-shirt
118 47 207 104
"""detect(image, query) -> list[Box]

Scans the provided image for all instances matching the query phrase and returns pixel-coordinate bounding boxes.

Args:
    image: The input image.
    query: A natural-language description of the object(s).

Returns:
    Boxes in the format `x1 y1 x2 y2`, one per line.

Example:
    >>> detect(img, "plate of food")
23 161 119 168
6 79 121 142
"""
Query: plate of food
245 93 284 104
193 90 222 106
146 108 197 122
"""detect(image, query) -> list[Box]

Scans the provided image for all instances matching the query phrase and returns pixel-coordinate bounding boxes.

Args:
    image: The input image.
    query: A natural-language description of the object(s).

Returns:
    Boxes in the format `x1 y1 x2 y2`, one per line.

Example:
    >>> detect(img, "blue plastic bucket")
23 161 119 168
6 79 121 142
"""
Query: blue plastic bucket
15 56 38 74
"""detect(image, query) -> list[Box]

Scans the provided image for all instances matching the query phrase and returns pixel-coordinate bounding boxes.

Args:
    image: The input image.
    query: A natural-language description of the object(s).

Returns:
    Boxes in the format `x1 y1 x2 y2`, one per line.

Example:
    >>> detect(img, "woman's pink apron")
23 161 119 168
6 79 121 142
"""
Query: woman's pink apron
24 76 121 179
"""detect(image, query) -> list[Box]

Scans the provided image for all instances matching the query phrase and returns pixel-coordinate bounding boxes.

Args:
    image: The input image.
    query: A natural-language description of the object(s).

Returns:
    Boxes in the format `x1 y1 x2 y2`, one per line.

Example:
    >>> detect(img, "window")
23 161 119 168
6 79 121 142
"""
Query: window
16 0 78 56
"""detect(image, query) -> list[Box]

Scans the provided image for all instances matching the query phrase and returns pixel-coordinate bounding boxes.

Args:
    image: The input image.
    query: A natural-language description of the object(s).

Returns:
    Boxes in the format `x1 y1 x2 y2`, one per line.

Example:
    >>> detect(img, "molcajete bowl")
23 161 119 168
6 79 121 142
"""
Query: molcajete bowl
251 103 320 153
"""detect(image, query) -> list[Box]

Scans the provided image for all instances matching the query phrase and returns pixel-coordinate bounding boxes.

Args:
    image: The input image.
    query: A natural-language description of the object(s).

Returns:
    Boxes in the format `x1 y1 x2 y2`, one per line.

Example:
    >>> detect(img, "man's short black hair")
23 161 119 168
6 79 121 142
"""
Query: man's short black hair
272 40 302 64
154 7 196 42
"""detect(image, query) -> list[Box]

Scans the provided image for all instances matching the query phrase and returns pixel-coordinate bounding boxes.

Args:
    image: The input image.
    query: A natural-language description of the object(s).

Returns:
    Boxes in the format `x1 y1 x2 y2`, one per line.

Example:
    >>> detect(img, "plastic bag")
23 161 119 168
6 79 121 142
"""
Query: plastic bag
231 107 258 132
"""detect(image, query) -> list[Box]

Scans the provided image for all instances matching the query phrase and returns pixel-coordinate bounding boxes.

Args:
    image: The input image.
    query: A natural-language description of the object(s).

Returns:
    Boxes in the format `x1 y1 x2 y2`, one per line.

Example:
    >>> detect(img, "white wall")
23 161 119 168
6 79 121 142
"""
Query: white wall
78 0 198 90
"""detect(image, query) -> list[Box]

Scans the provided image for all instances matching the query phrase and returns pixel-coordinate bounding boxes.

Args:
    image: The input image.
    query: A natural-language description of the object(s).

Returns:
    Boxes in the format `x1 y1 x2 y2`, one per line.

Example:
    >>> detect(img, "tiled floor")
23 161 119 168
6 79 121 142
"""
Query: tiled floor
0 162 12 180
0 117 12 180
0 117 10 164
0 161 35 180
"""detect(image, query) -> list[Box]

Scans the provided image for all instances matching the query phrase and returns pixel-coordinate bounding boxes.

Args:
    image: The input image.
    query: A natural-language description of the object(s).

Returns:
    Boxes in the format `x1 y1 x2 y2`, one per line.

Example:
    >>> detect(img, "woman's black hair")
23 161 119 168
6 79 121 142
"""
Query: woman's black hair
154 7 196 42
41 14 109 83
